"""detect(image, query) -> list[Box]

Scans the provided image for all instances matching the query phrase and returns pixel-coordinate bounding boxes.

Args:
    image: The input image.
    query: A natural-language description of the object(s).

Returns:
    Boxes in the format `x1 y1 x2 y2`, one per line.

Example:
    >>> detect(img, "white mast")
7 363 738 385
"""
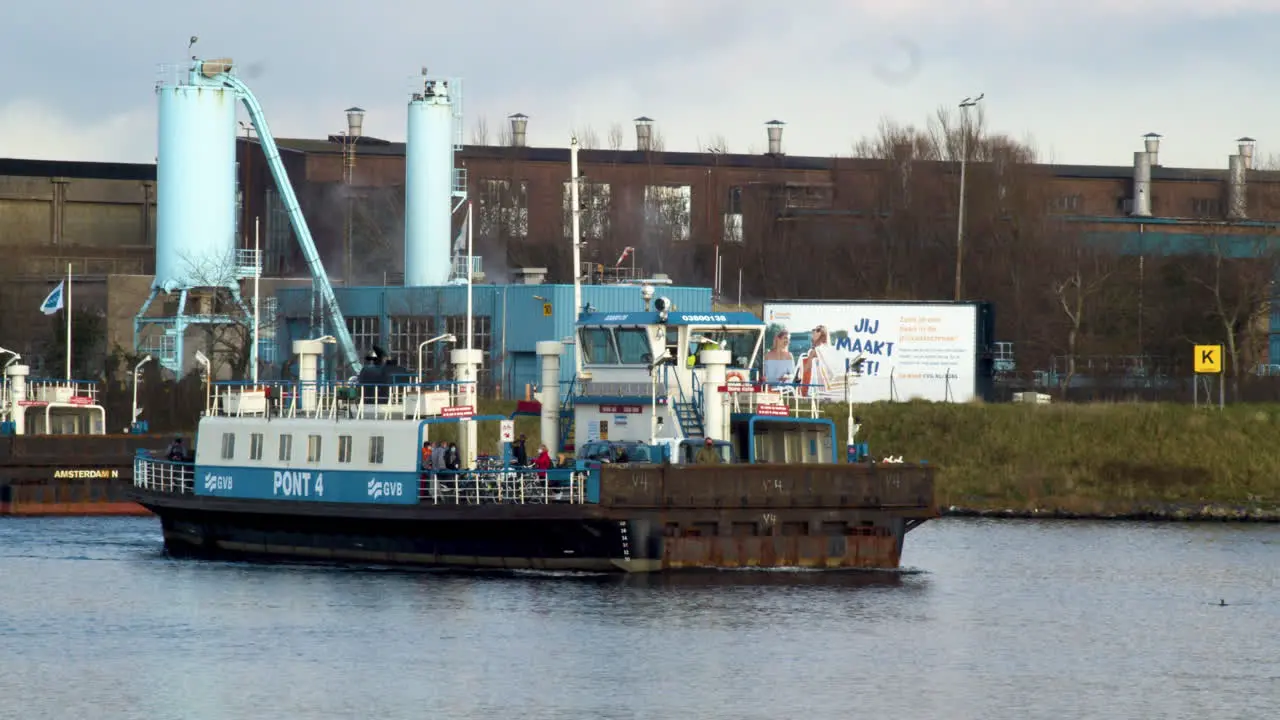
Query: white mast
65 262 72 381
570 136 583 379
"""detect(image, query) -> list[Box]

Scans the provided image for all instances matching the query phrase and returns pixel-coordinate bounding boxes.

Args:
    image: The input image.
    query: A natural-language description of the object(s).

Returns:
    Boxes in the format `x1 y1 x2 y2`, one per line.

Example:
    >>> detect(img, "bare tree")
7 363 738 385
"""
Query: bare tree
573 126 600 150
1050 227 1114 392
470 117 490 146
607 123 624 151
1186 233 1278 398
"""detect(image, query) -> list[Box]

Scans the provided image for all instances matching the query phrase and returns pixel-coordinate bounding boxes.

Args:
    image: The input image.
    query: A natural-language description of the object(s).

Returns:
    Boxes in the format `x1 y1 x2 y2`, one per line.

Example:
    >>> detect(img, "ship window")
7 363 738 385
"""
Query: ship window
220 433 235 460
338 435 353 463
307 435 322 463
278 434 293 462
615 329 651 364
579 327 619 364
369 436 385 464
249 433 264 461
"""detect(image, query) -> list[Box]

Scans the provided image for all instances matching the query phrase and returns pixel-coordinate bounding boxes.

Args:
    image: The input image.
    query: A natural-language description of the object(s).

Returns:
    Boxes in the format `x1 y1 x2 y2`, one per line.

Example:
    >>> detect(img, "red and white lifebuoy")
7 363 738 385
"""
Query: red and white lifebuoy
725 371 748 391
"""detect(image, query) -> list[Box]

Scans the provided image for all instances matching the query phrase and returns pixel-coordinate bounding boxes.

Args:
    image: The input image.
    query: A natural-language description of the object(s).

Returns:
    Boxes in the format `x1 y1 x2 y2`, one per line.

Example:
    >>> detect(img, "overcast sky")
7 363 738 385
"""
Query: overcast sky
1 0 1275 169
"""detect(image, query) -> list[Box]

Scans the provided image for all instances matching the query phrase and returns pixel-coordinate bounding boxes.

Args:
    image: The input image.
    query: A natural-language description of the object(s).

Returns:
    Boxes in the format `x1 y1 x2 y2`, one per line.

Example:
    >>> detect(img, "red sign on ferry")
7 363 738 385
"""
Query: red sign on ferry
68 396 92 406
600 404 643 414
441 405 475 418
755 403 789 417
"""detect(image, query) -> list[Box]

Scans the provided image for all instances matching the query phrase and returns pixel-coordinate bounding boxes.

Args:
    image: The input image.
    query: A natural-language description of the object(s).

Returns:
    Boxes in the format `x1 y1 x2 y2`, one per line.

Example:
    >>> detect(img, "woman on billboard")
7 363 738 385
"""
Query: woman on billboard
763 328 796 390
800 325 837 398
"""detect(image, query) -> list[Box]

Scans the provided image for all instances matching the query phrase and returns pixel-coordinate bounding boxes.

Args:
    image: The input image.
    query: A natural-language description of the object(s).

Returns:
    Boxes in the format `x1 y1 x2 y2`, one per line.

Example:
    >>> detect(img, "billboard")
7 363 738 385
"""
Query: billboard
761 301 981 403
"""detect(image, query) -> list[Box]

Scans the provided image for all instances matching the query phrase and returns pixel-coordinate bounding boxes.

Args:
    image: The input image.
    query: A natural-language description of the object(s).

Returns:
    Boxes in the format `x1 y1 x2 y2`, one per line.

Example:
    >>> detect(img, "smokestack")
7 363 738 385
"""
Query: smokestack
508 113 528 147
1143 132 1162 166
1237 136 1256 169
1131 150 1152 217
345 106 365 139
634 116 654 151
765 119 785 155
1227 153 1247 220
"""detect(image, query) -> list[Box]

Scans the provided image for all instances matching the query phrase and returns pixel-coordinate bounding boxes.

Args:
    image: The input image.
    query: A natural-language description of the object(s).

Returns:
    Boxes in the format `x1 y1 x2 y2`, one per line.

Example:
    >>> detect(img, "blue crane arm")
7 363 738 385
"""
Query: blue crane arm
214 70 363 374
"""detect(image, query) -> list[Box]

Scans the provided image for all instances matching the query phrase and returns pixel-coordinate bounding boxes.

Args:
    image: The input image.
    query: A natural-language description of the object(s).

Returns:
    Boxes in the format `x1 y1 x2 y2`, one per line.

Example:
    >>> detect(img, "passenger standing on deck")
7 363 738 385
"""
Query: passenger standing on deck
432 440 448 478
513 434 529 466
694 437 722 465
533 444 552 479
420 442 433 471
446 442 460 471
166 437 185 462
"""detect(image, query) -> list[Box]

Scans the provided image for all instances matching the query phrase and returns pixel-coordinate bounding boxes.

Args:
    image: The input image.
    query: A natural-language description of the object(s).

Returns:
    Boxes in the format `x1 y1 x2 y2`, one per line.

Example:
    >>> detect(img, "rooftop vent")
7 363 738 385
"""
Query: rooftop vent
1237 136 1256 170
635 116 654 151
766 120 785 155
516 267 547 285
345 107 365 139
1143 132 1162 166
509 113 528 147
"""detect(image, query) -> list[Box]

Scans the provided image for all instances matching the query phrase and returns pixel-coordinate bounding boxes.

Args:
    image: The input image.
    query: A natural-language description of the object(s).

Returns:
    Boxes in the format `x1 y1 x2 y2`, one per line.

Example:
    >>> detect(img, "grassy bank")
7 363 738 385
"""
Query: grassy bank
445 400 1280 519
843 402 1280 518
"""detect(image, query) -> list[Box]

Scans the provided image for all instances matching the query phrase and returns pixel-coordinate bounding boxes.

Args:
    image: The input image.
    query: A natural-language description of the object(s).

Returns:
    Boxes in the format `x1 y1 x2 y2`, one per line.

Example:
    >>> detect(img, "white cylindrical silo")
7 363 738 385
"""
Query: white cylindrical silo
155 71 238 292
404 79 455 286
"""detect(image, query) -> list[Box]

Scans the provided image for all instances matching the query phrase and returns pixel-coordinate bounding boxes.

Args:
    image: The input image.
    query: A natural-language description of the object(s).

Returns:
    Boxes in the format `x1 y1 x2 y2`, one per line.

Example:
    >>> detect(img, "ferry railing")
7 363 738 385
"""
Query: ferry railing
208 380 476 421
417 468 587 505
20 378 101 405
133 455 195 494
722 382 821 418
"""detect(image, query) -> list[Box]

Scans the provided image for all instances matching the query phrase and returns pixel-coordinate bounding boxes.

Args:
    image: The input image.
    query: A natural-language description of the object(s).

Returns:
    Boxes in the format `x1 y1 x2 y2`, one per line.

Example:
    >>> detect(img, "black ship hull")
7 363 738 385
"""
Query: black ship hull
132 487 928 573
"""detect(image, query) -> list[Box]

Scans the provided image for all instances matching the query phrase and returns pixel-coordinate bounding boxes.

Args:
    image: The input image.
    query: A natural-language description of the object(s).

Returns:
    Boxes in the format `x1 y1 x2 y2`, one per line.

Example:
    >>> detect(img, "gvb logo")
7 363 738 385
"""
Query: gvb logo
367 479 404 499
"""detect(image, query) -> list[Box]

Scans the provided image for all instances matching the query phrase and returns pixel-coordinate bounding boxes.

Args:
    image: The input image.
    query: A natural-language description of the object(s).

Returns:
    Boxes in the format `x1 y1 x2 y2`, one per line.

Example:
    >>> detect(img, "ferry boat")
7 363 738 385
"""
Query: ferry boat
130 292 938 572
0 362 158 516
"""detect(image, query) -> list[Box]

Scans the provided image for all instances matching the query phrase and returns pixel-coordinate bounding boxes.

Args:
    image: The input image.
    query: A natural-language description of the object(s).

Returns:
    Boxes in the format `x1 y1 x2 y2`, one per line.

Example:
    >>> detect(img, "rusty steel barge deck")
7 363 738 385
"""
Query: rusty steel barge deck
130 460 936 572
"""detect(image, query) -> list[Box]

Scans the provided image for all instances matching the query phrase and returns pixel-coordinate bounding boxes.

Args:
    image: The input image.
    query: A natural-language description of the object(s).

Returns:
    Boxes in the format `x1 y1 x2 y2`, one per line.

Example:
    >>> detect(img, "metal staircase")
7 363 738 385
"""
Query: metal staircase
673 402 703 438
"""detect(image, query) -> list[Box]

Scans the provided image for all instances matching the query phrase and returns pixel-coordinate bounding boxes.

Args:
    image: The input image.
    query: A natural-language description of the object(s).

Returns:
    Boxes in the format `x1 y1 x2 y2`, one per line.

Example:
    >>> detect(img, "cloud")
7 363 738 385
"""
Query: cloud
0 100 155 163
2 1 1278 169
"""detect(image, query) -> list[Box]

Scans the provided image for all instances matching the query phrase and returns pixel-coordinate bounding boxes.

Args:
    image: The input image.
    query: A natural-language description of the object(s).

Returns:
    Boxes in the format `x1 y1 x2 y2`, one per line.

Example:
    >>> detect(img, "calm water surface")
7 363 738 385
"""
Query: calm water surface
0 517 1276 720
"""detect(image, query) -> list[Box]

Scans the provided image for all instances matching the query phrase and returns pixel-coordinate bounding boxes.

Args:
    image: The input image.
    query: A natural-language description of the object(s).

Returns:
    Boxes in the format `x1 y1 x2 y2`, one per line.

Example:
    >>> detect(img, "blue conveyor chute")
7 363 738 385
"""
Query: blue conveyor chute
211 66 362 374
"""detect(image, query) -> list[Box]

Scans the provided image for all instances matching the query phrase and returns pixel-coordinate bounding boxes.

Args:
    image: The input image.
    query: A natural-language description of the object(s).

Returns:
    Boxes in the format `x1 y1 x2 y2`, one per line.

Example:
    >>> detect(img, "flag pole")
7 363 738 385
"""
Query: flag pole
65 262 72 381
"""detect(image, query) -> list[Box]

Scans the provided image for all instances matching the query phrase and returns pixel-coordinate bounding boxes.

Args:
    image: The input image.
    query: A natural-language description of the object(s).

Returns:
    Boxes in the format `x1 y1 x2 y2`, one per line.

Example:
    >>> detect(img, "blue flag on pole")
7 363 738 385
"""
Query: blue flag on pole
41 281 65 315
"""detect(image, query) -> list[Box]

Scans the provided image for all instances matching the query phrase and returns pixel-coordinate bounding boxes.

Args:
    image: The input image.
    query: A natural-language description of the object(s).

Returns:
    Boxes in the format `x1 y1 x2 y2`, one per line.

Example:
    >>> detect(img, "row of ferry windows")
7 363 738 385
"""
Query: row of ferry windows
220 432 387 465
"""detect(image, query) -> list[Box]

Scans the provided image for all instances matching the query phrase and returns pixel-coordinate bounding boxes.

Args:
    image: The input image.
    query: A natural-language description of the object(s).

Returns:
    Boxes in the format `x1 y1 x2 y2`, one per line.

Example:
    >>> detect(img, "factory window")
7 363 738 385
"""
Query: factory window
368 436 385 465
249 433 263 461
389 316 438 379
1049 194 1083 213
337 435 353 464
445 315 494 397
264 188 293 275
307 435 323 463
727 186 743 215
345 316 382 359
723 213 743 244
278 434 293 462
780 183 834 210
477 178 529 239
1191 198 1221 217
221 433 236 460
645 185 692 242
563 181 611 240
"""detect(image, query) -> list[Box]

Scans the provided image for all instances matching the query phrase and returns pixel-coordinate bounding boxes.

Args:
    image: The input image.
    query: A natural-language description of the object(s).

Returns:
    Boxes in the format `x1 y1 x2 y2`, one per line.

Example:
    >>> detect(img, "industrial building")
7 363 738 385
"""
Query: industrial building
5 58 1280 390
277 282 712 399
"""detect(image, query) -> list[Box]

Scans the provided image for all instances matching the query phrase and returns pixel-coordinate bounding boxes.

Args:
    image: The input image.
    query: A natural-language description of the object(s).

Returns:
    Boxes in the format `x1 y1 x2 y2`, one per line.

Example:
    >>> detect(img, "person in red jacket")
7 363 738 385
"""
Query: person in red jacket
533 444 552 479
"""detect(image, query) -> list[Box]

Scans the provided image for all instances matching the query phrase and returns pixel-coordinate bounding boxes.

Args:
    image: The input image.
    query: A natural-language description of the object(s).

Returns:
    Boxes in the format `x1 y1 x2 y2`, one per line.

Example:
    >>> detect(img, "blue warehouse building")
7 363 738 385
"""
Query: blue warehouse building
274 282 713 398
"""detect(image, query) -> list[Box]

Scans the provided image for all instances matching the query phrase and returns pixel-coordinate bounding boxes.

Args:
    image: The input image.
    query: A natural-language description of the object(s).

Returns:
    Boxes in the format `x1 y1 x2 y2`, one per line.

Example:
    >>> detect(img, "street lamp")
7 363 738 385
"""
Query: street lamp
132 355 152 429
194 350 211 415
955 92 984 302
417 334 457 383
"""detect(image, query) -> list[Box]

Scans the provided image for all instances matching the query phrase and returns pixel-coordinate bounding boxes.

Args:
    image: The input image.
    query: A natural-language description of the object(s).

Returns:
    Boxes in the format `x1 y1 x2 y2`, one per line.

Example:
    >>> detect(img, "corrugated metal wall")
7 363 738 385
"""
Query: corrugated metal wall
275 283 713 397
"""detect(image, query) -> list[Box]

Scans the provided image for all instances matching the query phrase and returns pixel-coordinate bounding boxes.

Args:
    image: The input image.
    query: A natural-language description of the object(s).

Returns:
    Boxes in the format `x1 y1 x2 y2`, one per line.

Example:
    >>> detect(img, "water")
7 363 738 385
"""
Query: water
0 517 1276 720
